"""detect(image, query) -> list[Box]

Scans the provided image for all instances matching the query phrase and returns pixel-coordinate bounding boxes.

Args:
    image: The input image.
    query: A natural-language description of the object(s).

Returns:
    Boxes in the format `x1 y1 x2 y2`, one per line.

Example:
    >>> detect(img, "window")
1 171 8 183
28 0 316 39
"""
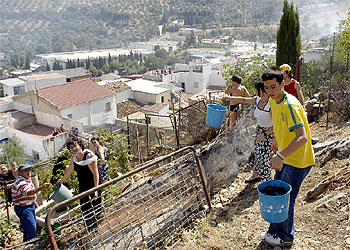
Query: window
33 150 40 160
161 96 164 103
14 86 25 95
67 114 72 119
194 82 199 88
192 66 202 73
105 102 111 111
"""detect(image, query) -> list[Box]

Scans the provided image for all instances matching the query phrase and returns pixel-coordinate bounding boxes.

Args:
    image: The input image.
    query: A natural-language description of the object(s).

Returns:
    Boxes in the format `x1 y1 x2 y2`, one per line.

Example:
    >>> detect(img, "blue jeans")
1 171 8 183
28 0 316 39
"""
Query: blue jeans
267 164 312 242
14 204 37 241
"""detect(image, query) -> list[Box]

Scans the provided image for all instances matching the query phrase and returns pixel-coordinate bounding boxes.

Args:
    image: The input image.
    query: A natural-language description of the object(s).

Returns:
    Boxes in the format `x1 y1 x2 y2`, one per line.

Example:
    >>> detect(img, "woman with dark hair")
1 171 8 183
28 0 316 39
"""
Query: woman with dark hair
91 137 109 183
57 137 101 232
224 82 274 183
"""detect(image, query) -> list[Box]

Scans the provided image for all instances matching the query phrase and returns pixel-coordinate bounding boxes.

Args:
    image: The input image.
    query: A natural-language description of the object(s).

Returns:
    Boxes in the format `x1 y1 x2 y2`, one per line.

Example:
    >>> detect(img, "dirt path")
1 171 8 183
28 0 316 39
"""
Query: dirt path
170 121 350 250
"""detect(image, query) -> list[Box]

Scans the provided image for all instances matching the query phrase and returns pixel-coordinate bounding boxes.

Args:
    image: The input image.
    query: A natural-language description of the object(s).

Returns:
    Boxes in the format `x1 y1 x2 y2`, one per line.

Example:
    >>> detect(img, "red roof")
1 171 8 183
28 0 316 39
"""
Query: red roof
38 79 116 109
141 103 168 113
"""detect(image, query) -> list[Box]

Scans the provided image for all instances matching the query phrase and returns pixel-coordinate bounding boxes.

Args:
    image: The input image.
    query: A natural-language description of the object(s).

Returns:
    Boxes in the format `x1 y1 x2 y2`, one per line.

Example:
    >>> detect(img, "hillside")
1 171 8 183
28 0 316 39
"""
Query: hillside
0 0 283 56
0 0 348 64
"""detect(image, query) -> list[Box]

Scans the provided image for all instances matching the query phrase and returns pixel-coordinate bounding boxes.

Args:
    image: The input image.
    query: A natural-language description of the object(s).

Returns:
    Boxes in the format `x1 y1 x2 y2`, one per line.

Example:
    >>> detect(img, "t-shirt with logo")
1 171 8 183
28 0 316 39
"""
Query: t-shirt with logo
269 92 315 168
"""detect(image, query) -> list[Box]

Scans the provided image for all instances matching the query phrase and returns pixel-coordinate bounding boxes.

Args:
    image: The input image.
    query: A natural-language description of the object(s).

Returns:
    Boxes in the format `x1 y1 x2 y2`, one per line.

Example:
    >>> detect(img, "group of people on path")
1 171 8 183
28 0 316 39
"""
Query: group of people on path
0 136 110 242
2 63 312 247
224 64 313 247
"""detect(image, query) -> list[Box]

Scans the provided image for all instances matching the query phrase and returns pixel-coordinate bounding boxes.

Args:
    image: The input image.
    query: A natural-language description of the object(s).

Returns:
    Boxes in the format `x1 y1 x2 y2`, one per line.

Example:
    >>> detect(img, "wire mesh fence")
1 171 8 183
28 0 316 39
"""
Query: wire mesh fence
45 146 211 250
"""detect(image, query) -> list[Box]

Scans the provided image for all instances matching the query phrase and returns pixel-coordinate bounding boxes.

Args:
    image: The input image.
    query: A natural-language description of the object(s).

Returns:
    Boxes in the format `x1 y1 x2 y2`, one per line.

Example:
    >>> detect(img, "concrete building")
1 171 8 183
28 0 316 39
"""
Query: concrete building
125 78 171 105
12 79 118 130
0 78 27 97
171 59 226 94
19 73 66 92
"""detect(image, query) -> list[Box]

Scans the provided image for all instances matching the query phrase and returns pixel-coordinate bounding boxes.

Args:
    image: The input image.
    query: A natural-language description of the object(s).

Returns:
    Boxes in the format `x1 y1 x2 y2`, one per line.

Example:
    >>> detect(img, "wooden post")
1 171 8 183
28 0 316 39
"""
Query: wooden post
127 116 131 154
5 191 10 224
178 101 181 145
172 101 180 149
135 119 141 164
145 114 149 154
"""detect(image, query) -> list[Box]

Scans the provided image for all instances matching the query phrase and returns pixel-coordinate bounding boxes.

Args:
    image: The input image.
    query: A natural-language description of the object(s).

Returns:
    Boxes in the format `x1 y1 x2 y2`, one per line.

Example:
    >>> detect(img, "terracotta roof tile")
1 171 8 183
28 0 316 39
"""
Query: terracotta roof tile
38 79 116 109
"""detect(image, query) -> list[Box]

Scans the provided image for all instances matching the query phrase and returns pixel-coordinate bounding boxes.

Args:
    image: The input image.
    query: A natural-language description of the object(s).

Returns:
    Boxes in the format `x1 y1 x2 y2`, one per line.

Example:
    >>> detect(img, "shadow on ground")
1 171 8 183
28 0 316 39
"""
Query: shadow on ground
227 183 259 215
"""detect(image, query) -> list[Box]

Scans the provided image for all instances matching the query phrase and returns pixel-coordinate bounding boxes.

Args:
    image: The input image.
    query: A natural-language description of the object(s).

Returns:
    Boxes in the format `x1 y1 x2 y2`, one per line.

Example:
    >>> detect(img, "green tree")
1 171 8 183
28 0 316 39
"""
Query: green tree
0 136 27 164
93 128 131 176
183 31 196 49
89 65 98 77
102 62 110 73
336 11 350 72
222 54 275 94
276 0 301 69
155 48 169 60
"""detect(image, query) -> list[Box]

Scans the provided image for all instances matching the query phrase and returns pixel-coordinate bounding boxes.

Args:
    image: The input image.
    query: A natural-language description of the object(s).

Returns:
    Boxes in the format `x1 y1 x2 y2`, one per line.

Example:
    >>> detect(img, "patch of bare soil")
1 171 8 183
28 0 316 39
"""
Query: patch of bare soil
116 99 144 118
170 118 350 250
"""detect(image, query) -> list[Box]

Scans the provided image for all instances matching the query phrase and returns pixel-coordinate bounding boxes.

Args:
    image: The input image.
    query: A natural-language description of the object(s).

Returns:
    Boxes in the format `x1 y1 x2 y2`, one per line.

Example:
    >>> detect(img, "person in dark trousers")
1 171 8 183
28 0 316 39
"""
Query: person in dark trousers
260 67 314 247
0 162 18 203
91 137 109 184
57 137 102 232
12 164 50 241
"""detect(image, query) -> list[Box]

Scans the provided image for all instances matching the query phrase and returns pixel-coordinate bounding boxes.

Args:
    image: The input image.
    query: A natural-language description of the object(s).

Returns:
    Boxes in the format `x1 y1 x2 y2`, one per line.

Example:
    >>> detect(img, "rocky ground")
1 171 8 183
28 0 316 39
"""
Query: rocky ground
170 117 350 250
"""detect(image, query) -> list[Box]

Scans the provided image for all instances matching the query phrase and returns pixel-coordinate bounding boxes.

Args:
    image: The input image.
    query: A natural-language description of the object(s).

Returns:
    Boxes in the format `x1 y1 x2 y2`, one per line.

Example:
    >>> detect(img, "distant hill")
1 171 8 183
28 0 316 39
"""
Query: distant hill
0 0 348 59
0 0 283 56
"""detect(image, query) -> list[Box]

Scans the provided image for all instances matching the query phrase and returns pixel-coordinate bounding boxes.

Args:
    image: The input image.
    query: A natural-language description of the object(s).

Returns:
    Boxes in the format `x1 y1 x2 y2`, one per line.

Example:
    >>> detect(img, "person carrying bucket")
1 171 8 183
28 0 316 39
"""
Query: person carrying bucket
261 67 315 247
224 75 250 128
223 81 274 183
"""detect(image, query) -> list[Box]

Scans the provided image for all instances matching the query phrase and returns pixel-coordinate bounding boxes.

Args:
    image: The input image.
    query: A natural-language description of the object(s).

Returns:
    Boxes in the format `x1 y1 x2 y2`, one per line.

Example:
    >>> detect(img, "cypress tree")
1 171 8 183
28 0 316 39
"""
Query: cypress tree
276 0 301 69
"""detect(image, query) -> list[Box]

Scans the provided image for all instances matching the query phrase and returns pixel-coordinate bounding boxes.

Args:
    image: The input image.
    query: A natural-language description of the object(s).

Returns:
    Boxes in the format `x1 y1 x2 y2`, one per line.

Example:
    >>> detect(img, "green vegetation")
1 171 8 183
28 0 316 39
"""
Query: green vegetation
222 54 275 95
0 0 286 63
0 136 28 165
276 0 301 68
0 213 17 248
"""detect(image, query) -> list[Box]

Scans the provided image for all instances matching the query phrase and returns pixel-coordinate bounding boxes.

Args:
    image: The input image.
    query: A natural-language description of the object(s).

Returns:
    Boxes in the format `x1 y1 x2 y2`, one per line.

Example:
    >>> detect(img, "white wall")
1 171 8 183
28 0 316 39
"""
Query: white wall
208 73 226 88
7 128 69 160
12 102 34 114
134 91 157 104
35 111 62 129
60 96 117 127
0 98 13 112
19 76 66 92
116 90 133 103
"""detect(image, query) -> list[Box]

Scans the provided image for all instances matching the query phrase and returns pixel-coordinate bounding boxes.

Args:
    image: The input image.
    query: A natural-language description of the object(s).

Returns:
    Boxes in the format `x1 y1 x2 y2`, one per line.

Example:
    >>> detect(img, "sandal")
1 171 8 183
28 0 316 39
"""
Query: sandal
245 176 260 183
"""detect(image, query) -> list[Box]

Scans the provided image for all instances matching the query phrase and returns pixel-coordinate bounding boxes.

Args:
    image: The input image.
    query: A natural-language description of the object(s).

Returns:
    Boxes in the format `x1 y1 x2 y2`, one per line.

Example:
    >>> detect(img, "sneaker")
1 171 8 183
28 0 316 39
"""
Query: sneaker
260 232 273 240
265 234 293 246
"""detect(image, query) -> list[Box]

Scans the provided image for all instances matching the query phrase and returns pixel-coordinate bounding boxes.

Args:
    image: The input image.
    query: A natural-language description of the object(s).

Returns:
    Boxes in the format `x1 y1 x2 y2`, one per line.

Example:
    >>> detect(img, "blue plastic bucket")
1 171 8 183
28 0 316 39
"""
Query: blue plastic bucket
206 104 227 128
257 180 292 223
49 184 73 203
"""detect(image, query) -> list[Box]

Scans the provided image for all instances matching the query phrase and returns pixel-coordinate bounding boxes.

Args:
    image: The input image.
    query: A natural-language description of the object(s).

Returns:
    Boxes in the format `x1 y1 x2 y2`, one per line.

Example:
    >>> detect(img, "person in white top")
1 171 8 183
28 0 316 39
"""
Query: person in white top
224 81 274 183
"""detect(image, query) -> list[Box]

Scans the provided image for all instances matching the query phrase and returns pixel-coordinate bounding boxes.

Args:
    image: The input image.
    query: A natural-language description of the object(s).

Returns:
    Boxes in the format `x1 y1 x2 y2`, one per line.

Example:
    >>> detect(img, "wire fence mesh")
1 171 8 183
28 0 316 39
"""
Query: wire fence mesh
45 146 211 250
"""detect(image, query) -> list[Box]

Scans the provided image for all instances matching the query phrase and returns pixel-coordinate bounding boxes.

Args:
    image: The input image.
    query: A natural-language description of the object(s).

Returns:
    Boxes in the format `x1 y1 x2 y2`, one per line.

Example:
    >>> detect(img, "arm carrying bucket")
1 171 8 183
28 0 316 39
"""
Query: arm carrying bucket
257 180 292 223
49 184 73 203
206 104 227 128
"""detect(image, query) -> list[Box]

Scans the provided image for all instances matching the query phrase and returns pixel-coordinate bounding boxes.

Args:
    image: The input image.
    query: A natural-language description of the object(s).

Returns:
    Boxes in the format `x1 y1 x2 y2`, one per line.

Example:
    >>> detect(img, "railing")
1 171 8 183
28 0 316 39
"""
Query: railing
45 146 212 249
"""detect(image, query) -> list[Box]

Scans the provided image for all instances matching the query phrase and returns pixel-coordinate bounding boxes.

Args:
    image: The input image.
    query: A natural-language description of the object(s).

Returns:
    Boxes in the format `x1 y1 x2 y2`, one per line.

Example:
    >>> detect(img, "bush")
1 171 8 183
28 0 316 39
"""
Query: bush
0 213 17 248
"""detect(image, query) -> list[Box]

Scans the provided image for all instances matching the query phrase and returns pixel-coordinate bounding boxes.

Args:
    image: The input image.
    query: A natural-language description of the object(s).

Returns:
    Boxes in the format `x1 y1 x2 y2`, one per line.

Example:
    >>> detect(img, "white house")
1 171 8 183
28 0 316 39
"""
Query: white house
19 73 66 91
0 78 27 97
125 78 171 105
12 79 118 130
171 61 226 94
